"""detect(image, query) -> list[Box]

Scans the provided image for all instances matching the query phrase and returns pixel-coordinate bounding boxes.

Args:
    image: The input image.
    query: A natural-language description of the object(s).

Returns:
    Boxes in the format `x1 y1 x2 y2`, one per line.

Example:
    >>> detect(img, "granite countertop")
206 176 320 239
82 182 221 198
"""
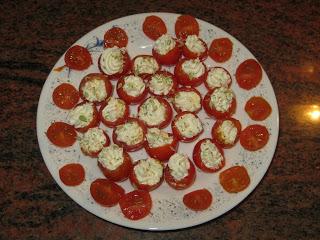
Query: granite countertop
1 1 319 239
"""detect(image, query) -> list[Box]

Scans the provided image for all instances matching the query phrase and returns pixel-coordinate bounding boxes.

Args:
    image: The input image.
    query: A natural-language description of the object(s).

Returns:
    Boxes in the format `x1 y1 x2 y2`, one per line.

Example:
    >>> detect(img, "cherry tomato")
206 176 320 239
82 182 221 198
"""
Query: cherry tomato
204 67 232 90
59 163 85 186
119 190 152 220
132 55 161 78
175 15 199 40
64 45 92 70
99 98 130 128
143 15 167 40
209 38 233 63
245 96 272 121
146 71 177 97
240 124 269 151
71 102 100 133
174 58 206 87
183 189 212 211
104 27 128 48
173 87 202 114
46 122 77 147
90 178 125 207
219 166 250 193
152 39 182 66
80 130 110 158
52 83 79 110
236 59 262 90
182 37 208 60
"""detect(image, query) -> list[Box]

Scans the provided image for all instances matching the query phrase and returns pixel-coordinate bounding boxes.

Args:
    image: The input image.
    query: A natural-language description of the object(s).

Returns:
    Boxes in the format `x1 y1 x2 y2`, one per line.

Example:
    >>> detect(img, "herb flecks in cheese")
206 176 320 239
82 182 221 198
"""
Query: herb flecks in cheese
146 128 173 148
175 113 203 138
82 79 107 102
134 158 163 185
149 73 173 95
102 97 126 122
200 140 223 168
98 144 124 171
185 35 205 54
100 47 124 75
134 56 159 75
68 103 94 128
174 90 201 112
218 120 238 144
154 34 176 55
206 68 231 89
182 58 205 79
115 121 143 146
80 127 106 153
209 87 234 112
138 97 166 126
168 153 190 181
123 75 145 97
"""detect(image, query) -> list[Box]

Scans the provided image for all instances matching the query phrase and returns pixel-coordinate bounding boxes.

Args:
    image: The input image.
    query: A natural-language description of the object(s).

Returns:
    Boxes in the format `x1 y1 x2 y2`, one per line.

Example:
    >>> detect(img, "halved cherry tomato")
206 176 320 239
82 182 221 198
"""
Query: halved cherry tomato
99 98 130 128
174 58 206 87
119 190 152 220
46 122 77 147
173 87 202 114
182 37 208 61
143 15 167 41
79 73 112 104
132 55 161 78
211 118 242 149
209 38 233 63
80 129 110 158
245 96 272 121
64 45 92 70
59 163 85 186
236 59 262 90
204 67 232 90
183 189 212 211
219 166 250 193
240 124 269 151
193 138 225 173
175 15 199 40
104 27 128 48
146 71 177 97
70 102 100 133
152 38 182 66
52 83 79 110
90 178 125 207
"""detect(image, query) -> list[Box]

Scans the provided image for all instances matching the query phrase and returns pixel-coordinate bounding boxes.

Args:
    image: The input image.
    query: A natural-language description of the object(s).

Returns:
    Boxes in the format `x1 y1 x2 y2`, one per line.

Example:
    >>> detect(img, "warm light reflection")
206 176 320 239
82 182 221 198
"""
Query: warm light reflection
305 105 320 122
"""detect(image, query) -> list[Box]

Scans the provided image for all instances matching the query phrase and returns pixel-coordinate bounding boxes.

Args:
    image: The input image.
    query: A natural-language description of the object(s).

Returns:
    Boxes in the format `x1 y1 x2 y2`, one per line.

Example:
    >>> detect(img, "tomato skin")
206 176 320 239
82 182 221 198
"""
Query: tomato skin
46 122 77 147
59 163 85 186
146 71 177 97
164 158 196 190
119 190 152 220
211 118 242 149
245 96 272 121
80 130 110 158
104 27 128 48
143 15 167 40
219 166 250 193
90 178 125 207
175 15 199 40
182 37 208 61
183 189 212 211
204 67 232 90
152 39 182 66
236 59 262 90
64 45 92 70
99 98 130 128
52 83 80 110
203 89 236 119
71 102 100 133
209 38 233 63
174 58 206 87
240 124 269 151
132 55 161 78
98 151 133 182
173 87 202 114
193 138 225 173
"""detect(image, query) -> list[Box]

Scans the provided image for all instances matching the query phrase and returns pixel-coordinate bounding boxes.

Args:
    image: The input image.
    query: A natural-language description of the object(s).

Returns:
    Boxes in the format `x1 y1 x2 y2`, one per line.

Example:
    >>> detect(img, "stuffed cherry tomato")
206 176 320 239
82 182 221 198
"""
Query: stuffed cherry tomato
104 27 128 48
219 166 250 193
64 45 92 71
147 71 177 97
174 58 206 87
79 127 110 157
116 74 148 105
182 35 208 60
152 34 181 65
144 128 178 162
79 73 112 104
98 144 133 182
212 118 241 149
99 97 129 128
137 96 172 128
143 15 167 41
132 55 160 78
193 138 225 173
172 112 203 142
164 153 196 190
68 102 99 133
204 67 232 90
52 83 79 110
173 87 202 113
129 158 164 191
175 15 199 40
98 46 131 80
203 87 236 119
113 118 147 152
46 122 77 148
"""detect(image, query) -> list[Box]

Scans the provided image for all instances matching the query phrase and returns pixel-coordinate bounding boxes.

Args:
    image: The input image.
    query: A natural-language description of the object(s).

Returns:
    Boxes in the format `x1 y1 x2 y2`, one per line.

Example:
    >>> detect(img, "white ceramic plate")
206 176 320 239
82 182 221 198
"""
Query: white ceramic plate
37 12 279 231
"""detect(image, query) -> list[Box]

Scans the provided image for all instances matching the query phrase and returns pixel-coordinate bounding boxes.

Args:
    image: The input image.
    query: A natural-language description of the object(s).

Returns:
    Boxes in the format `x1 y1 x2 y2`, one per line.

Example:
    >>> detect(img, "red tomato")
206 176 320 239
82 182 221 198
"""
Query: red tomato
71 102 100 133
211 118 242 149
59 163 85 186
236 59 262 90
175 15 199 40
116 74 148 105
174 58 206 87
240 124 269 151
137 97 173 128
104 27 128 48
209 38 233 63
119 190 152 220
152 39 182 66
52 83 79 110
173 87 202 114
80 130 110 158
99 98 130 128
245 96 272 121
132 55 161 78
143 15 167 41
193 138 225 173
204 67 232 90
146 71 177 97
219 166 250 193
46 122 77 147
112 118 147 152
183 189 212 211
90 178 125 207
203 88 236 119
64 45 92 70
182 37 208 60
79 73 112 104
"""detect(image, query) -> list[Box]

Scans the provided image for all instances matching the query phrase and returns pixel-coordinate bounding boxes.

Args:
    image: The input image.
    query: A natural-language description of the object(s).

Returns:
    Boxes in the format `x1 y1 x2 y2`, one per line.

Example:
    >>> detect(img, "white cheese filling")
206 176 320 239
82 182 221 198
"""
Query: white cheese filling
133 56 159 75
98 144 124 171
138 97 166 126
181 58 205 79
206 68 231 89
174 90 201 112
100 47 124 75
175 113 203 138
122 75 145 97
149 73 173 95
82 79 107 102
134 158 163 185
168 153 190 181
146 128 173 148
68 102 94 128
115 121 144 146
154 34 176 55
80 127 106 153
200 140 224 169
218 120 238 144
185 35 205 54
209 87 234 112
102 97 126 122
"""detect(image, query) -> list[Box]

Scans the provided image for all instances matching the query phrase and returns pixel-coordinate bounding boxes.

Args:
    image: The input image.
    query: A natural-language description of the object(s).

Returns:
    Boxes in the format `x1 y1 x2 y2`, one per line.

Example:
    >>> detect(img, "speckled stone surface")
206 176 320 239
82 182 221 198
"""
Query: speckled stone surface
1 0 319 239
